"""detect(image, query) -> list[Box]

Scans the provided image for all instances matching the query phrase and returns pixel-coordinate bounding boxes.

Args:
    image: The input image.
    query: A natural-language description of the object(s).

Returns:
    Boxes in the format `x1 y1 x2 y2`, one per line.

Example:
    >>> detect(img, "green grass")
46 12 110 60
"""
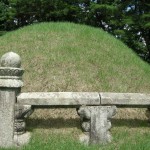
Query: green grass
0 22 150 92
0 22 150 149
1 128 150 150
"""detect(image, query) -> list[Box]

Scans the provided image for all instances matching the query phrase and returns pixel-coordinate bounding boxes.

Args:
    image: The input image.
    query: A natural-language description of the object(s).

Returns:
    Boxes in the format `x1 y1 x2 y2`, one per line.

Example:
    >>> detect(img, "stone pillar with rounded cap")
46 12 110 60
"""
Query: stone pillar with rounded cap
0 52 24 147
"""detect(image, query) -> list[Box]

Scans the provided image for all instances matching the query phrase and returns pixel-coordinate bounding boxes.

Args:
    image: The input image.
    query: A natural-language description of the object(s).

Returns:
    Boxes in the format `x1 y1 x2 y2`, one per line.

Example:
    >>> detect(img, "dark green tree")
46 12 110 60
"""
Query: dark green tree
0 0 16 32
113 0 150 59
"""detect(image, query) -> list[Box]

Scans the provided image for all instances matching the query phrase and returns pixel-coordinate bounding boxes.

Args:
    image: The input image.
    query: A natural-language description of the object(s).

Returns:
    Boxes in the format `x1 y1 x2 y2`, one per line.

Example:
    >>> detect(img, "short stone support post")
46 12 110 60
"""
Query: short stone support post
0 52 24 147
14 105 34 135
14 104 34 146
77 106 117 145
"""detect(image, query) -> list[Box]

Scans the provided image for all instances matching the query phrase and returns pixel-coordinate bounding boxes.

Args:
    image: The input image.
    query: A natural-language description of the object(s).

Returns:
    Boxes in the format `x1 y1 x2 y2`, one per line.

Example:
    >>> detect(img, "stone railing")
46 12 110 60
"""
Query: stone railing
0 52 150 148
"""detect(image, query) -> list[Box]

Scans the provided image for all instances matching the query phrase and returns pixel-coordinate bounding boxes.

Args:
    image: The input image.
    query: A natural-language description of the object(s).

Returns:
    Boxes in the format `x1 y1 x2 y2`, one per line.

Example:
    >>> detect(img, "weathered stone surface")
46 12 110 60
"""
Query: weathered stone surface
0 52 21 68
81 121 90 132
14 105 34 135
0 67 24 77
0 67 24 88
15 105 34 119
0 52 24 148
77 106 91 119
78 106 117 145
14 119 26 135
79 133 90 146
0 52 24 88
0 88 16 147
14 132 31 146
17 92 100 105
0 79 23 88
90 106 116 144
100 92 150 105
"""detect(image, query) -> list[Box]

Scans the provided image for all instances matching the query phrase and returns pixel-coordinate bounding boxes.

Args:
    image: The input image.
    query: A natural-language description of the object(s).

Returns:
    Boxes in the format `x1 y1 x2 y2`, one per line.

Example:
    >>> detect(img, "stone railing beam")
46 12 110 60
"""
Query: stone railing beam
100 92 150 106
17 92 100 106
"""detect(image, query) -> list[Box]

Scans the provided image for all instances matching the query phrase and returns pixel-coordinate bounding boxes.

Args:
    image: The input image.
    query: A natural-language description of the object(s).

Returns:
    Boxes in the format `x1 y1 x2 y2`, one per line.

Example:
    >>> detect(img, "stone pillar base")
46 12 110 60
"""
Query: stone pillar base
14 104 34 146
14 132 31 146
77 106 117 145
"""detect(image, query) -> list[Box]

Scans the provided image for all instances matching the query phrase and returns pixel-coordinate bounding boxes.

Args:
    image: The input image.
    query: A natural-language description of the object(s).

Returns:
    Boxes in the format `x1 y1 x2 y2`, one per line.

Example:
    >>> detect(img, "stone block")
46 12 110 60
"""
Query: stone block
17 92 100 106
100 92 150 106
77 106 117 145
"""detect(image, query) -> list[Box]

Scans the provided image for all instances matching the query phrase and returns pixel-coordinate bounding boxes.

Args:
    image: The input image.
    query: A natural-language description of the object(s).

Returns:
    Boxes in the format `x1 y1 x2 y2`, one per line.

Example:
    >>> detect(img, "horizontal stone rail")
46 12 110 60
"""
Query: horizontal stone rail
101 92 150 106
17 92 150 107
0 52 150 148
17 92 100 106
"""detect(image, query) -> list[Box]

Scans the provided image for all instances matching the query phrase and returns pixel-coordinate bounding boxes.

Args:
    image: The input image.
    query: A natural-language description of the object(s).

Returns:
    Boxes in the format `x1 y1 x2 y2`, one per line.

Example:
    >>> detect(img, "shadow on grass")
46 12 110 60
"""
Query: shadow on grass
0 31 8 37
26 117 150 132
112 118 150 128
26 117 81 131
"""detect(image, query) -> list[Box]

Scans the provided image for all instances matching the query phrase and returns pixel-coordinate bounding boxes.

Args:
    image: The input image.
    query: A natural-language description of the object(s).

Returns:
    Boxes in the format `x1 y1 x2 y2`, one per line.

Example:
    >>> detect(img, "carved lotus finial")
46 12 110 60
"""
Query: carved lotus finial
0 52 21 68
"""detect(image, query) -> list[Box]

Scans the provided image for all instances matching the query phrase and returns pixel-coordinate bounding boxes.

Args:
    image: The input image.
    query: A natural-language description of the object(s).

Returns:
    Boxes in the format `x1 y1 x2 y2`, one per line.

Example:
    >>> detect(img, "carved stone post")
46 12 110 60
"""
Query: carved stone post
0 52 24 147
14 104 34 146
77 106 117 145
14 105 34 135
